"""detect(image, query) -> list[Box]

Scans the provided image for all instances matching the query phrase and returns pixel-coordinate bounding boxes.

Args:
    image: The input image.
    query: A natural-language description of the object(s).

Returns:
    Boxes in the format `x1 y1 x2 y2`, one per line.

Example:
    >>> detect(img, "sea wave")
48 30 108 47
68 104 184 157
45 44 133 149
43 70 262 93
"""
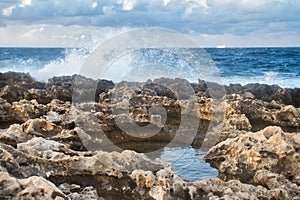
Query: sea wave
220 71 300 88
0 47 299 89
0 48 91 82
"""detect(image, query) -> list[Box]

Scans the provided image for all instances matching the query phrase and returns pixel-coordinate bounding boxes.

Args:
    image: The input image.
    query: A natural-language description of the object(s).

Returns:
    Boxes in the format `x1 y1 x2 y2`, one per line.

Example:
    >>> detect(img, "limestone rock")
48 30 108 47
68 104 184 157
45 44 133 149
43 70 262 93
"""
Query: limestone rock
58 183 103 200
230 97 300 132
254 170 300 198
205 126 300 185
0 172 66 200
10 99 47 123
0 98 12 126
0 124 30 147
17 137 71 160
22 118 62 138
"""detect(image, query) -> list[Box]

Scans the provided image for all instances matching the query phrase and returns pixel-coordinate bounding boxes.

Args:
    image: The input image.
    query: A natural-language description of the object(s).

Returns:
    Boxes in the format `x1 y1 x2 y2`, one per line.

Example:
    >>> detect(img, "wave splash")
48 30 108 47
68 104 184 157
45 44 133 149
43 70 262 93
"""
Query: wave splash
0 48 91 82
0 46 299 88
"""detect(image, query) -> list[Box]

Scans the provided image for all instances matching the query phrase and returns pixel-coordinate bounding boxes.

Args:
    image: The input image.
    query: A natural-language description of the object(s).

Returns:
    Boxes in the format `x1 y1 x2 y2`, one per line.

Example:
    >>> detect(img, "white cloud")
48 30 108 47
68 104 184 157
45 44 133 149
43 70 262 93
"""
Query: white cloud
121 0 136 11
22 26 44 38
1 0 299 33
2 5 16 16
0 0 299 46
0 23 299 47
92 2 98 9
2 0 32 16
19 0 31 8
163 0 170 6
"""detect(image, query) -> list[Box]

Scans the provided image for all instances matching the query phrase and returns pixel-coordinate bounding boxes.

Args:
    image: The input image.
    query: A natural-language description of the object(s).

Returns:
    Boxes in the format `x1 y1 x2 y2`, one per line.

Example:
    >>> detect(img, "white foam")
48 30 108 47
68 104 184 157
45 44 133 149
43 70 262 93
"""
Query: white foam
0 48 90 82
220 71 300 88
32 48 90 81
0 27 131 82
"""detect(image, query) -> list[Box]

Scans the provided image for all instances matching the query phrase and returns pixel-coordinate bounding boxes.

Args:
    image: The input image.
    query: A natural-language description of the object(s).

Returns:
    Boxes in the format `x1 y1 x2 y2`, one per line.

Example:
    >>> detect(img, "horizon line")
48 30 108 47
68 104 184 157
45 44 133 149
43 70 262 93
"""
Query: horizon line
0 46 299 48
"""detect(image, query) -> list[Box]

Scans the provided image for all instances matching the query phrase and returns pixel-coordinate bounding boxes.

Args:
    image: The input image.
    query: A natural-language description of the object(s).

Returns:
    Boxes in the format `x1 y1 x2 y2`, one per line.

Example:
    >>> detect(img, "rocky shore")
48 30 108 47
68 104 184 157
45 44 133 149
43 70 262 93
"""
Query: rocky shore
0 72 299 199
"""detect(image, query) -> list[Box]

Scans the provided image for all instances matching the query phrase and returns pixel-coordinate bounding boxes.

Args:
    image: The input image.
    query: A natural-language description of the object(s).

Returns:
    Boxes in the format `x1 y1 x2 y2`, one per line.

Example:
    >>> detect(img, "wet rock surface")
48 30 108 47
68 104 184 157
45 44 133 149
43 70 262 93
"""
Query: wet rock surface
0 72 299 199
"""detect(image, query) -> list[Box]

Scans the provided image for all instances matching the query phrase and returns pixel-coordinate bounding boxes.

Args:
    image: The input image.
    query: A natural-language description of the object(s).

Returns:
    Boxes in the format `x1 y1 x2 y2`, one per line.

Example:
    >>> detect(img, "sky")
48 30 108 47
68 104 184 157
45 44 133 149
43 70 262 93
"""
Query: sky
0 0 299 47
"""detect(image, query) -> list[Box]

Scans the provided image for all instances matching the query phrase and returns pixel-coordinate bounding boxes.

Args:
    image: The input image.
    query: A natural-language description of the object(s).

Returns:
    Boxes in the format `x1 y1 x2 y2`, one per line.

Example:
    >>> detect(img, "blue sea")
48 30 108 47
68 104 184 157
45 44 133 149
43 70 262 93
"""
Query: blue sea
0 47 299 88
0 47 299 181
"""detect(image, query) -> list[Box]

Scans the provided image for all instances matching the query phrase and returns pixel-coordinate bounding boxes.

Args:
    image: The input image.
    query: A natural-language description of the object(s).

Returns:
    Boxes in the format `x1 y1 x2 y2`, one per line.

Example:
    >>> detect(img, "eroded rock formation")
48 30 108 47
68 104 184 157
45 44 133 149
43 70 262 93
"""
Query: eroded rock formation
0 72 299 199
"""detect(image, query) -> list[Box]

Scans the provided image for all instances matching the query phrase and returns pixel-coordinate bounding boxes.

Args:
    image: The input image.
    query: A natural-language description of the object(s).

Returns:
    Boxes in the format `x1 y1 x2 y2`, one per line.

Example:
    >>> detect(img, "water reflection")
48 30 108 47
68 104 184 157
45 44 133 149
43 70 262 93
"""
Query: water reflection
160 147 218 181
99 140 218 181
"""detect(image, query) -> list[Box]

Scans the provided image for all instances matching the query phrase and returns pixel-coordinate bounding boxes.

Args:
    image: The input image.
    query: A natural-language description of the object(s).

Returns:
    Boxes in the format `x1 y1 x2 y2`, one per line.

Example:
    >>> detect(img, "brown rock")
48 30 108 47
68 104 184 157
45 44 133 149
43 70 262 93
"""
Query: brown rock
205 126 300 186
10 99 47 123
0 172 66 200
0 98 12 126
22 118 62 138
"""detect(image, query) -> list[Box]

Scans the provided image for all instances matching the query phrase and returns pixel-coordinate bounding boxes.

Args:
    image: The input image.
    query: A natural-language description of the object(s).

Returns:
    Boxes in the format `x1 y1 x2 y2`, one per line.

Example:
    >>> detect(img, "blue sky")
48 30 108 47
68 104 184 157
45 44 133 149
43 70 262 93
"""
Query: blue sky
0 0 299 47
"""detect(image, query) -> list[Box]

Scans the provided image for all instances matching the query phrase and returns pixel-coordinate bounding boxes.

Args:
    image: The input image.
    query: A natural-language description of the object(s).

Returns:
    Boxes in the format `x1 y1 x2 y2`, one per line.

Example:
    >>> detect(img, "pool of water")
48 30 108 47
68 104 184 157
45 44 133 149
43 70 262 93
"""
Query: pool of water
102 141 218 181
160 147 218 181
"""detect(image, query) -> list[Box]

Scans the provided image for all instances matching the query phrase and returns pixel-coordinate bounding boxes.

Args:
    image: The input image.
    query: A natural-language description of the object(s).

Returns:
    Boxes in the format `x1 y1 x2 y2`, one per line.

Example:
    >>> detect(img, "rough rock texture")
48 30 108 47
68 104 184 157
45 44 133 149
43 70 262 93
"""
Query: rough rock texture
0 72 299 199
0 172 66 200
0 72 115 104
228 94 300 132
205 126 300 198
1 138 297 200
225 83 300 108
0 98 11 126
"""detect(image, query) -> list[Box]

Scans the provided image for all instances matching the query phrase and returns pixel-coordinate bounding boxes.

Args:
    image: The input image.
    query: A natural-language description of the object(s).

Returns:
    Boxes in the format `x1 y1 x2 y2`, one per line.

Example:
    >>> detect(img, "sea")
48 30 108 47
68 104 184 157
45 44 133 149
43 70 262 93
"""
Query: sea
0 47 299 88
0 47 299 181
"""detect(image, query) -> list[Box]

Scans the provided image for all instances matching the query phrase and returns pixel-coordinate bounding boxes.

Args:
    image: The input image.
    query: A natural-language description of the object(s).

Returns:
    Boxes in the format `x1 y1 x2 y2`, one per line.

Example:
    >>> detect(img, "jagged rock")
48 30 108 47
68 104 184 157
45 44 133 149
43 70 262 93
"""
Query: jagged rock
51 128 90 151
0 124 30 147
0 172 66 200
130 168 294 200
0 85 25 104
17 137 72 160
230 96 300 132
25 88 53 104
1 72 300 199
58 183 103 200
0 72 45 103
242 91 255 99
0 143 166 199
0 142 165 179
190 178 271 200
293 133 300 151
2 128 300 199
3 141 296 199
95 79 115 102
47 99 71 111
205 126 300 186
223 103 252 132
10 99 47 123
243 83 281 101
276 88 300 108
254 170 300 198
0 98 11 126
22 118 62 138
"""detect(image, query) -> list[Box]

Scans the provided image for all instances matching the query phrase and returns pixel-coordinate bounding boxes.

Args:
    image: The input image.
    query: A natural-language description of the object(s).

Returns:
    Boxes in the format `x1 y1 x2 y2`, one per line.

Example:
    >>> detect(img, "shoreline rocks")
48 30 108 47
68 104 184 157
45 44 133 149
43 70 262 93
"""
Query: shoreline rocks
0 72 299 199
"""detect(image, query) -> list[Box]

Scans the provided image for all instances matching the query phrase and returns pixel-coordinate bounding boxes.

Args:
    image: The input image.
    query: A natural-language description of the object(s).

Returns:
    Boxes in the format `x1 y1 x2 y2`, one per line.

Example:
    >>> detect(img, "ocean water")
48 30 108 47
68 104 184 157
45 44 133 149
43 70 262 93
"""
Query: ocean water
160 147 218 181
207 47 300 88
0 47 299 88
0 47 299 181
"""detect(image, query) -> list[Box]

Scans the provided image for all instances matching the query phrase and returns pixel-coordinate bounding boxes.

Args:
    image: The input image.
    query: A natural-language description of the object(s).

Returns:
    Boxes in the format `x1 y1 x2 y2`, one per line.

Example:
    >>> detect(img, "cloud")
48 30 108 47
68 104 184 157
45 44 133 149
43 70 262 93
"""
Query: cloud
19 0 31 8
92 2 98 9
0 0 299 46
121 0 136 11
22 26 44 37
0 23 299 47
1 0 31 16
0 0 299 34
2 5 16 16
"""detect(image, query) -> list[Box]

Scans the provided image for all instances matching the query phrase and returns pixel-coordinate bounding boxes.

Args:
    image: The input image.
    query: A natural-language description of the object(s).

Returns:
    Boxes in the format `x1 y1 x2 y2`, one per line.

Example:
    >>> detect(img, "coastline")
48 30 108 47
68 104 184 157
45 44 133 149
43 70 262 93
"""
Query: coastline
0 71 299 199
